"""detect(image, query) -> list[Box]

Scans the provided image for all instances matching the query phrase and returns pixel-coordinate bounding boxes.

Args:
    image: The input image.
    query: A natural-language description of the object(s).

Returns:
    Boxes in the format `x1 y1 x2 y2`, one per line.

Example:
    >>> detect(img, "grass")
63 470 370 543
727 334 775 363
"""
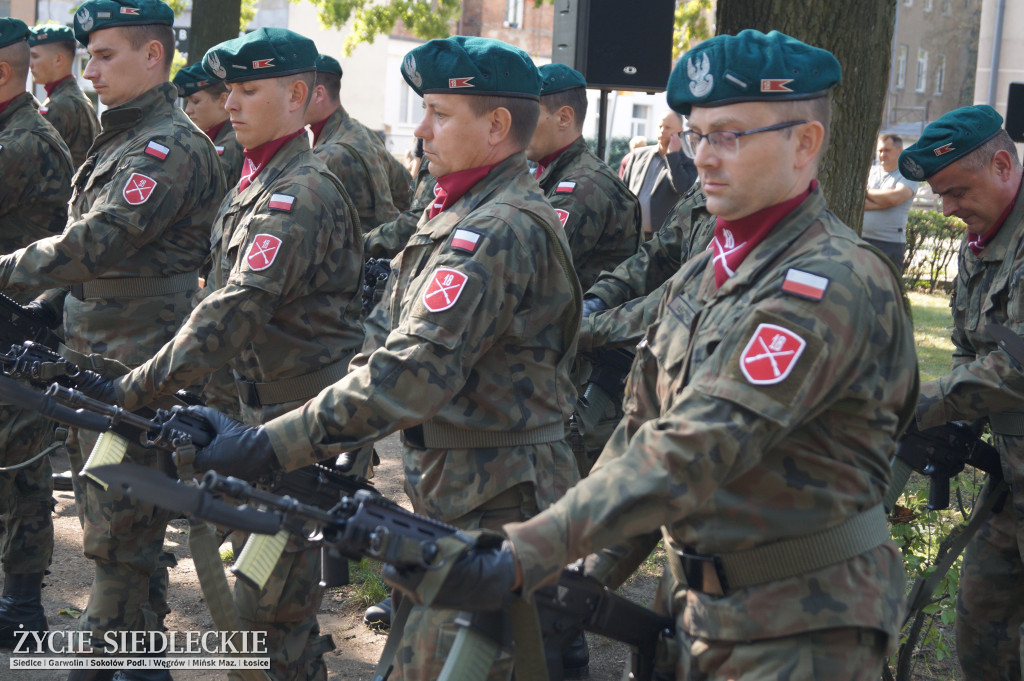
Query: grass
908 290 955 382
349 557 389 609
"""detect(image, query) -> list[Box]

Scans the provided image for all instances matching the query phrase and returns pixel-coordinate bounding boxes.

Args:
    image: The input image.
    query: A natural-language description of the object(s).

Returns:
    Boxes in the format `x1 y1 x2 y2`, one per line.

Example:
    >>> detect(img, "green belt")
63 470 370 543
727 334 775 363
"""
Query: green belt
235 358 349 408
989 411 1024 437
69 270 199 300
407 420 566 449
665 504 889 595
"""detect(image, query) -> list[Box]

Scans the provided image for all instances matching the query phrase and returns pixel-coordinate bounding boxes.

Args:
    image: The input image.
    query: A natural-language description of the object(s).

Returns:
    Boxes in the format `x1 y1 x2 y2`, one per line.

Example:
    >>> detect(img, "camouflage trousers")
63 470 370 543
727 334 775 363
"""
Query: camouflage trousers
230 533 334 681
392 486 540 681
955 475 1024 680
66 427 177 646
0 406 55 575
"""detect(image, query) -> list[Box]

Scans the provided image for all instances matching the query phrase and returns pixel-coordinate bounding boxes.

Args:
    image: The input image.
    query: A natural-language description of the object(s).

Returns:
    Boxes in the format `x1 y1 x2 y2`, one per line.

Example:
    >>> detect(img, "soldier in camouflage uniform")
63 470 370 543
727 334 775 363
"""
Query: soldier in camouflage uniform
384 141 414 212
388 31 919 681
306 54 398 231
189 36 581 681
0 3 223 675
80 29 365 681
363 157 436 259
898 106 1024 680
0 18 74 647
173 61 243 193
28 24 99 168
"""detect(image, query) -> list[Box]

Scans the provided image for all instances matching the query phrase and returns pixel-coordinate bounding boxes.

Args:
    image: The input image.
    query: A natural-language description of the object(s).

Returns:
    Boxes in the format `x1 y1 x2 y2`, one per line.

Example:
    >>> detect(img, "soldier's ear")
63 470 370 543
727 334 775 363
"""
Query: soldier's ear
0 61 11 88
487 106 513 146
557 105 574 130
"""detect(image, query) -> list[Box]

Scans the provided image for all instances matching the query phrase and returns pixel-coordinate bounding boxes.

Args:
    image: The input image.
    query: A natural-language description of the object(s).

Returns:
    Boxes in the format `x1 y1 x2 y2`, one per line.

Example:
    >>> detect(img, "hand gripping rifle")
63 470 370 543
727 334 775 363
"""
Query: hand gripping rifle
91 463 676 681
0 291 62 351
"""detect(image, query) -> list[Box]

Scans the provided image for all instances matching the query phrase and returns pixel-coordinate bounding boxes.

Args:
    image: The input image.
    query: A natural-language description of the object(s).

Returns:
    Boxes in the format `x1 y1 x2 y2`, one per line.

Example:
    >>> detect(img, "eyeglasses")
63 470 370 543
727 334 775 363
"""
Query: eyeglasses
680 120 809 159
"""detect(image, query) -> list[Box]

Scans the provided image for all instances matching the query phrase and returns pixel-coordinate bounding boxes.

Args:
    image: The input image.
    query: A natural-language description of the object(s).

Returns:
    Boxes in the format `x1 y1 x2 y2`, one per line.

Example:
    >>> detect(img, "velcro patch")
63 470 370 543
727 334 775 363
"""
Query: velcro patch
145 140 169 160
122 173 157 205
555 181 576 194
422 268 468 312
739 323 806 385
554 209 569 228
781 269 829 301
215 145 225 156
451 228 480 253
268 193 295 212
246 234 282 271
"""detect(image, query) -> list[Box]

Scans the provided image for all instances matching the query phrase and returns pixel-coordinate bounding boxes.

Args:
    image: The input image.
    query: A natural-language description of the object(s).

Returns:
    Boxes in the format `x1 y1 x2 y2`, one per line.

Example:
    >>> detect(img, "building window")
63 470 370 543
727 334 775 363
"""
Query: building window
903 0 913 5
916 48 928 93
942 0 952 15
504 0 525 28
923 0 933 10
896 45 908 90
630 104 650 138
399 82 423 126
934 54 945 94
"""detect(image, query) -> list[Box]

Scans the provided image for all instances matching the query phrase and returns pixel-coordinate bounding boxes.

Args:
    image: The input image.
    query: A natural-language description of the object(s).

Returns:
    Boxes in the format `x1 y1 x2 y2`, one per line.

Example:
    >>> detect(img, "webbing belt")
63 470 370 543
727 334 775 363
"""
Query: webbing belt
406 420 566 449
235 359 349 407
69 270 198 300
989 411 1024 437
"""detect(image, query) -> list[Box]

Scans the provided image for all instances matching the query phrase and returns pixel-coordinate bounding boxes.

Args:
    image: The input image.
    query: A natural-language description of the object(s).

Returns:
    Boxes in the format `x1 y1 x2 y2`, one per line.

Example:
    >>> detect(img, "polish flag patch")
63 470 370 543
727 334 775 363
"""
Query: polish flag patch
739 323 807 385
246 234 282 271
422 268 468 312
122 173 157 205
39 106 48 115
268 194 295 212
554 209 569 228
145 140 169 160
215 146 225 155
555 181 576 194
781 269 829 301
451 229 480 253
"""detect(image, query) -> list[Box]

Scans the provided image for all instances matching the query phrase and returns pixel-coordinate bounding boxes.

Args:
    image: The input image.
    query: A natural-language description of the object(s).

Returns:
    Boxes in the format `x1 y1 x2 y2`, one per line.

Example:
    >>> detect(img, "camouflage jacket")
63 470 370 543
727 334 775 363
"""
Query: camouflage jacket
265 153 582 522
40 76 99 169
114 134 364 421
917 183 1024 450
0 82 224 366
384 150 414 212
363 164 436 259
507 188 917 643
212 121 244 193
312 108 397 231
0 92 74 255
586 181 713 307
537 136 640 290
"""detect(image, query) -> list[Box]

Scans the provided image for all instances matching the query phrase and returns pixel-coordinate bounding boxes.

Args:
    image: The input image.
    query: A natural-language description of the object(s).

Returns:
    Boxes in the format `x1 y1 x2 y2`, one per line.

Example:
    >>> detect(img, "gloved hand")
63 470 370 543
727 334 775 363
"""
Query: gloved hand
186 406 280 482
23 299 61 329
74 370 117 404
581 296 608 317
383 539 519 611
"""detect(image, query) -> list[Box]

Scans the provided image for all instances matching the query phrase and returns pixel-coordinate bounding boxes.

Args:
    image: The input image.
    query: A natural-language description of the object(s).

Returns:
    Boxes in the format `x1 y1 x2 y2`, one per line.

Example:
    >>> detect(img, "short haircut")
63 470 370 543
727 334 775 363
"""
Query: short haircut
122 23 175 70
314 70 340 103
879 133 903 148
958 129 1022 172
540 85 588 129
775 95 832 161
467 95 540 149
0 40 30 82
285 71 316 109
48 40 77 60
199 81 228 97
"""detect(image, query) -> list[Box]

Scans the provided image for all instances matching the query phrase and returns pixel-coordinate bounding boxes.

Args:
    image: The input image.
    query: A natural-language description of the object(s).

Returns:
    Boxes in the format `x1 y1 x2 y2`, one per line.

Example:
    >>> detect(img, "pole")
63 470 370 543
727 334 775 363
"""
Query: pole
597 89 609 159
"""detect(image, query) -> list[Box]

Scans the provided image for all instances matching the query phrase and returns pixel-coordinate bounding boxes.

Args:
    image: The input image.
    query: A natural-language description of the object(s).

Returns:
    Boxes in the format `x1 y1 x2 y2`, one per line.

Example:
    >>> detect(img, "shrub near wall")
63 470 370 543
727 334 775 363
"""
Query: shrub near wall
904 209 965 293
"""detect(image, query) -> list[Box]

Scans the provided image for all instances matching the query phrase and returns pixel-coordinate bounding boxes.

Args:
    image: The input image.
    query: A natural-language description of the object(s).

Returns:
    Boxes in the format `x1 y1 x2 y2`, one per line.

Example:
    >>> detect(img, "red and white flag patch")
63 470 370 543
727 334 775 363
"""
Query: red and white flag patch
422 268 468 312
555 181 576 194
781 268 829 301
253 58 275 69
761 78 793 92
215 145 225 156
145 140 169 160
739 323 806 385
39 106 48 115
451 229 480 253
268 193 295 212
122 173 157 205
554 209 569 228
934 143 955 156
246 234 282 271
449 77 474 88
120 6 140 14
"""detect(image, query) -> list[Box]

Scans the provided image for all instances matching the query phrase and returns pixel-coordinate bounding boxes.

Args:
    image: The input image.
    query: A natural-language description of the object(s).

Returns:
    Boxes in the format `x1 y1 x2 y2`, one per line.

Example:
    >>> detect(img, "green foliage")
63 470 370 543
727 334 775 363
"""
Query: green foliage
349 557 389 609
585 135 633 170
674 0 713 58
240 0 258 29
304 0 462 55
905 208 964 293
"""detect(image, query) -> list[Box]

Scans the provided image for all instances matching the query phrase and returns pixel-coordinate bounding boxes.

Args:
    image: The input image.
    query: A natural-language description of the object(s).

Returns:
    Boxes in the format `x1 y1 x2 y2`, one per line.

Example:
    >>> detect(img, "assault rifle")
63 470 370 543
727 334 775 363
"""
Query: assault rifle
92 463 675 681
362 257 392 317
0 291 62 351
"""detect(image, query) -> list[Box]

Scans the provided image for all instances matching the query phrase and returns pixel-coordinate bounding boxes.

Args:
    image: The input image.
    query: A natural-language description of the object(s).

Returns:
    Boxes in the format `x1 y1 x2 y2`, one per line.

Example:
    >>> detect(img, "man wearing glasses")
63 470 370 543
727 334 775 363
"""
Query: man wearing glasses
387 29 918 680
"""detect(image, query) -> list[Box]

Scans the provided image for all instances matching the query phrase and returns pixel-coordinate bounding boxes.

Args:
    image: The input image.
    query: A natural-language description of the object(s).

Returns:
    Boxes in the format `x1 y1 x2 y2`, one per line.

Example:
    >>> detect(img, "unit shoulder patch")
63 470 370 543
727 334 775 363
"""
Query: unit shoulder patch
422 268 469 312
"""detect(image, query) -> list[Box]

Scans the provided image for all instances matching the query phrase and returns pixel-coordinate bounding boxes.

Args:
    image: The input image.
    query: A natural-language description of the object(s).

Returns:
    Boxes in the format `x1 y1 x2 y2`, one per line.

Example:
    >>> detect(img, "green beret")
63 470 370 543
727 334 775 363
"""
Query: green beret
315 54 342 78
28 24 75 47
0 18 30 50
73 0 174 46
539 63 586 96
203 27 317 83
667 29 841 115
173 62 220 97
898 105 1004 181
401 36 541 100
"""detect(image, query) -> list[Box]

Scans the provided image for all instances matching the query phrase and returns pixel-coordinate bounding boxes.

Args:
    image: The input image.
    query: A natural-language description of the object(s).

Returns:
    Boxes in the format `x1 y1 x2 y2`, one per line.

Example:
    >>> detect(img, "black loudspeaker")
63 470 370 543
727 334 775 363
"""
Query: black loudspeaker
1007 83 1024 143
552 0 675 92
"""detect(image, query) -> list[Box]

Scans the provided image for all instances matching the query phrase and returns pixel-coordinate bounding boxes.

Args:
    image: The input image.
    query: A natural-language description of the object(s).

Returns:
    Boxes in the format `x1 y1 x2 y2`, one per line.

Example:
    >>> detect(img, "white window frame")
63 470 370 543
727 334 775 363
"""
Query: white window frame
399 82 423 126
934 54 945 94
916 48 928 93
504 0 525 28
630 104 650 138
923 0 933 10
896 45 908 90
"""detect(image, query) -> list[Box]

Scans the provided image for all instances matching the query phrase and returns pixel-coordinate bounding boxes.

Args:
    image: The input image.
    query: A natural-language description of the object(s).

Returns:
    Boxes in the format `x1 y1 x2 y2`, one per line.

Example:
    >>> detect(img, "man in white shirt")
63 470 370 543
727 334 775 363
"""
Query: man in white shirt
863 133 919 272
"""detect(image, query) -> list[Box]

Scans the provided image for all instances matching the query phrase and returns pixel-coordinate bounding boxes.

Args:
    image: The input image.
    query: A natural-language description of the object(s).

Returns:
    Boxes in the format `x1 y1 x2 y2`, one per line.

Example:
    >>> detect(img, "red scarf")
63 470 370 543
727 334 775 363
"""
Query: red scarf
712 181 815 287
534 143 572 179
308 117 329 145
429 164 498 219
238 129 305 192
204 120 227 142
44 74 73 98
967 179 1022 255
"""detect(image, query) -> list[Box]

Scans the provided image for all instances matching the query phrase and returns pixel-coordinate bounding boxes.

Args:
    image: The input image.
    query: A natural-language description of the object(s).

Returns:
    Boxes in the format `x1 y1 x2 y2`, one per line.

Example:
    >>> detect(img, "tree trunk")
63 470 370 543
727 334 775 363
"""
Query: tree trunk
716 0 898 233
188 0 242 64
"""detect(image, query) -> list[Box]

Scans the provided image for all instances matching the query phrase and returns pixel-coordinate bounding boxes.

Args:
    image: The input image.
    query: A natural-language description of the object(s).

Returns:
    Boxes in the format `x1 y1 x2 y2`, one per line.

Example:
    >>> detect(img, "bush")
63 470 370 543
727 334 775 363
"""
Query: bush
904 209 964 293
585 136 635 172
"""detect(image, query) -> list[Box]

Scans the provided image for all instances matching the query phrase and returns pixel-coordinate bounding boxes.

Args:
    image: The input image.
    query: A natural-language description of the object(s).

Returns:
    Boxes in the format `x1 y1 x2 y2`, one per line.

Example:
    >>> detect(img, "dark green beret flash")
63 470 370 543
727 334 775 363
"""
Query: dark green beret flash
539 63 586 96
203 27 317 84
401 36 541 100
898 105 1005 181
74 0 174 46
667 29 841 115
315 54 343 78
28 24 75 47
173 62 219 98
0 18 30 50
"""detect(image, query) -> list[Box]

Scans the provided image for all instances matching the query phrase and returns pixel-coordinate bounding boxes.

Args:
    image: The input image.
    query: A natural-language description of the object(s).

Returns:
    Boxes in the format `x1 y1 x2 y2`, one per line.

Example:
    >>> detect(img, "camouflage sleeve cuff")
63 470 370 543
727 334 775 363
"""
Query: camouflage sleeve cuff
264 407 320 472
915 378 949 429
0 254 13 290
503 514 571 597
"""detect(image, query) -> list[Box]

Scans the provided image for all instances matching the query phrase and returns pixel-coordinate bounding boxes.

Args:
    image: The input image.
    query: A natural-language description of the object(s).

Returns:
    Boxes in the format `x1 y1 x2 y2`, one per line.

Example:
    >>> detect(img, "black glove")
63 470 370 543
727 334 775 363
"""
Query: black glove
383 539 518 611
186 406 280 482
581 296 608 317
75 370 118 404
24 299 61 329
